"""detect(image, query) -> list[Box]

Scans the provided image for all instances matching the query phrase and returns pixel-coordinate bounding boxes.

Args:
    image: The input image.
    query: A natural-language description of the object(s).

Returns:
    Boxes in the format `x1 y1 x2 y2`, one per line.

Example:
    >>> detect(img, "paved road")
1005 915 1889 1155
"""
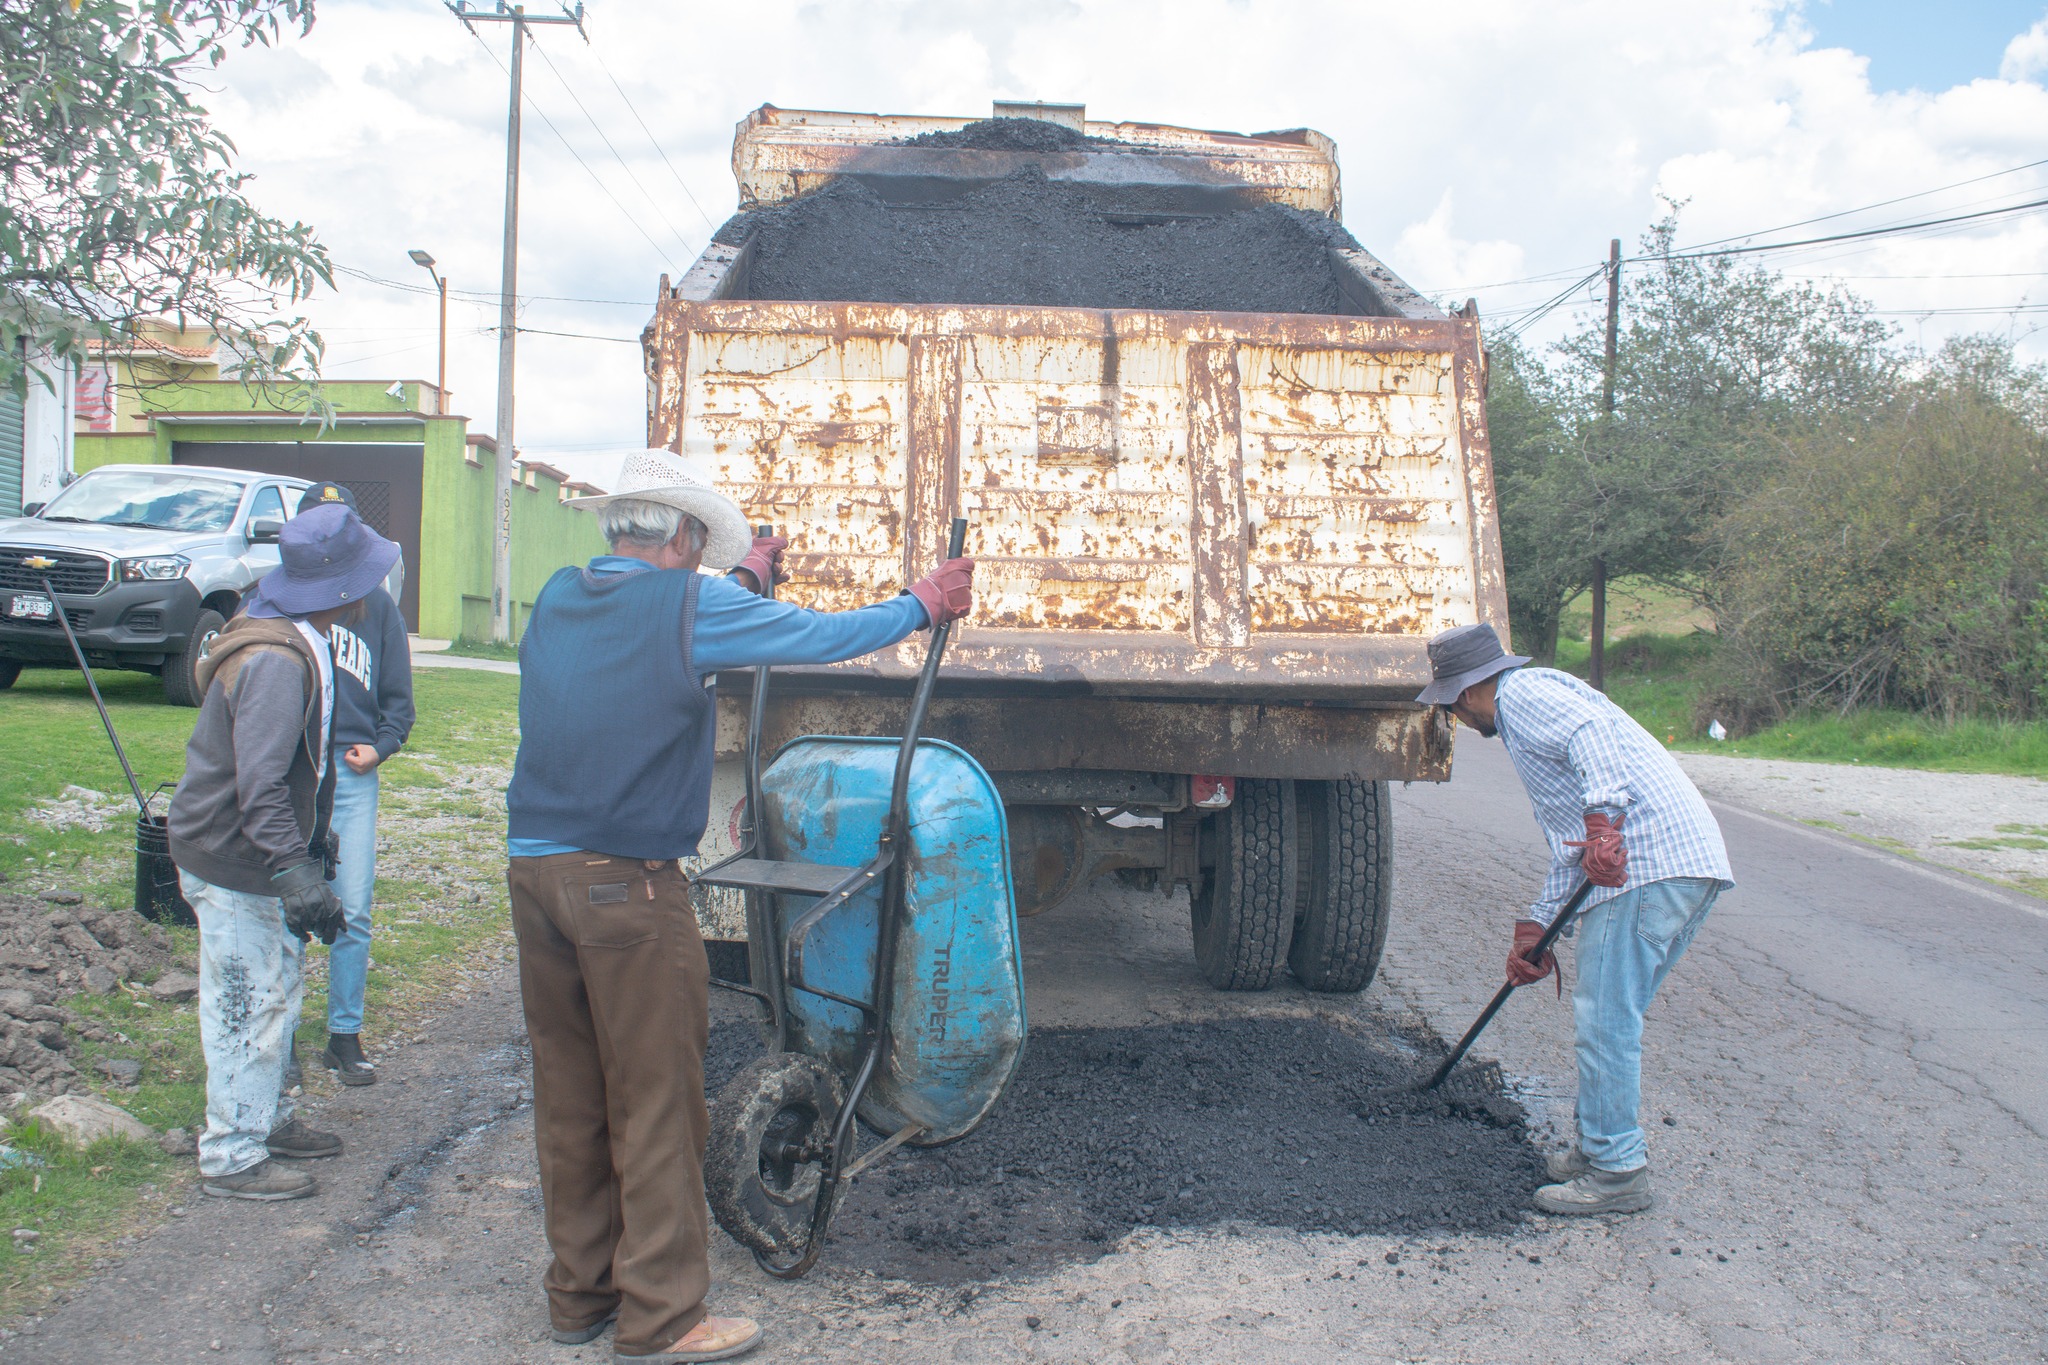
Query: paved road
11 740 2047 1363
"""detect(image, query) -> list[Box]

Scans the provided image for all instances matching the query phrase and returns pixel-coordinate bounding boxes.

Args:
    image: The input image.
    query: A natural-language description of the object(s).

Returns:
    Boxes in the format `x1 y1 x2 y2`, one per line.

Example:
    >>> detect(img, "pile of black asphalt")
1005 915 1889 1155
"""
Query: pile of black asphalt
894 116 1134 152
705 1011 1541 1284
712 164 1364 314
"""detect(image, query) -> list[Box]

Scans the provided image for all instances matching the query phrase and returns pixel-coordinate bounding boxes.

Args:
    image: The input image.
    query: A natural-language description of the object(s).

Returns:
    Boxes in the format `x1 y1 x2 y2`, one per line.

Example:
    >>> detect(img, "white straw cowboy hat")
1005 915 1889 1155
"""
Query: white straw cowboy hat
565 448 753 570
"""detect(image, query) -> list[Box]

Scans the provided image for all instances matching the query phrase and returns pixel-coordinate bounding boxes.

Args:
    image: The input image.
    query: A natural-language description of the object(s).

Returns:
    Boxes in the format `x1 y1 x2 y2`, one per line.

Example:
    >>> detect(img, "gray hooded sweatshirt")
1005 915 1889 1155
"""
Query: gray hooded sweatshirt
168 615 334 895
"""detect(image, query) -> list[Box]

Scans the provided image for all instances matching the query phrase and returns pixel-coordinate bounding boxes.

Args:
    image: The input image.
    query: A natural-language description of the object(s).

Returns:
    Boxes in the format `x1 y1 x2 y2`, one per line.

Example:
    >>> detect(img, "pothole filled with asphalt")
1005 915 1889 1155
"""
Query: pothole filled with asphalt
705 1005 1541 1283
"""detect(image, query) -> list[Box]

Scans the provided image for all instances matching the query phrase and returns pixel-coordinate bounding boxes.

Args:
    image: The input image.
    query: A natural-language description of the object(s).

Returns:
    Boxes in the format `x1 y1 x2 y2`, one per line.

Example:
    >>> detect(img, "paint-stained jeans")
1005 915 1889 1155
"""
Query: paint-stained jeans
1572 876 1720 1173
181 871 302 1178
324 765 379 1035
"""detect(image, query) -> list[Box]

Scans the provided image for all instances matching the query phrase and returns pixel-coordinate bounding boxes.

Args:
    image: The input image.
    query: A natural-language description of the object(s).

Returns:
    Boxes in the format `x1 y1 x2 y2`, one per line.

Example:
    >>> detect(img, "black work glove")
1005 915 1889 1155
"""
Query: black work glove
311 830 340 881
273 860 345 946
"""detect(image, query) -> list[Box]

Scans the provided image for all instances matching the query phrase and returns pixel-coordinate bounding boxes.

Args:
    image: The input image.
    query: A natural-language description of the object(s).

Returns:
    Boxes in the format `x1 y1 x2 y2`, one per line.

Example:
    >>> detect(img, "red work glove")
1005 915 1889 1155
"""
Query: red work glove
906 556 975 628
732 535 787 596
1567 811 1628 888
1505 919 1556 990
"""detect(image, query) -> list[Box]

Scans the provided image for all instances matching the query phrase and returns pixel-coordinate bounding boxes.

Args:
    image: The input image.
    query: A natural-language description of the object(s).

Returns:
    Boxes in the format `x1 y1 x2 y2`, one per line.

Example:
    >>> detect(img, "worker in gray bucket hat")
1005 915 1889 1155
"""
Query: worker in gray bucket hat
1417 622 1734 1216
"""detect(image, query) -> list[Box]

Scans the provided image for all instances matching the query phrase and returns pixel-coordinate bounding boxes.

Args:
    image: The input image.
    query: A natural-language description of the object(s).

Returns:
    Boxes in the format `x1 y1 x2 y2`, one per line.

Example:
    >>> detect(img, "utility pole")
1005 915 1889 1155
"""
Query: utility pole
1590 236 1621 691
447 2 586 642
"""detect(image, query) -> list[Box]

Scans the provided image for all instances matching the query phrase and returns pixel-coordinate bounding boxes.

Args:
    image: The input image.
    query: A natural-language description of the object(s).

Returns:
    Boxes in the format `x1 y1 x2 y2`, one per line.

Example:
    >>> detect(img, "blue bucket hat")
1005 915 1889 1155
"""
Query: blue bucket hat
1414 622 1530 705
248 503 400 618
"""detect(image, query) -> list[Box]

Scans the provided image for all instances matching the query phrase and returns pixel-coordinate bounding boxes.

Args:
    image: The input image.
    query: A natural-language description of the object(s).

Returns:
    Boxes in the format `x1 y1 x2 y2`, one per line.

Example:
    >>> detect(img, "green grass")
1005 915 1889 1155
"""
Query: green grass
441 637 520 662
1550 630 2048 778
0 664 523 1316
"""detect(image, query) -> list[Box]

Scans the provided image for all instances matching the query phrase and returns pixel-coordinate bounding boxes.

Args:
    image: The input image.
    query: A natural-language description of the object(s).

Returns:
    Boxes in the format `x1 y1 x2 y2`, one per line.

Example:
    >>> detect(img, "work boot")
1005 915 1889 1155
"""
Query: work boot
202 1158 318 1202
1533 1165 1653 1216
1544 1146 1591 1182
282 1041 303 1091
266 1117 344 1160
553 1306 619 1345
615 1315 763 1363
322 1032 378 1087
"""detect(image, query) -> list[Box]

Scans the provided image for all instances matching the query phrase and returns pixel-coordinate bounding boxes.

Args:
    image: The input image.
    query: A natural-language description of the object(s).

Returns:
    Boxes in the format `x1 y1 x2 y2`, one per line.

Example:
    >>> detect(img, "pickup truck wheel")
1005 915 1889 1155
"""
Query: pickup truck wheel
1189 778 1296 990
161 608 225 708
705 1053 846 1257
0 660 19 690
1288 779 1393 993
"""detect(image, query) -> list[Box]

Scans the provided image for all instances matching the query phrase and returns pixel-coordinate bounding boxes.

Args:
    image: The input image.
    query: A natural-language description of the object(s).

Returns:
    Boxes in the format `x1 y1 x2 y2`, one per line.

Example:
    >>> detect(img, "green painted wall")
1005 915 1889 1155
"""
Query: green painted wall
66 381 605 641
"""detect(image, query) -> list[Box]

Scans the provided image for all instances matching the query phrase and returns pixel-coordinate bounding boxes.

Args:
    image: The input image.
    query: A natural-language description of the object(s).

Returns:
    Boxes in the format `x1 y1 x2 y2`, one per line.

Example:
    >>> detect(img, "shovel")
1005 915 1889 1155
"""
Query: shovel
42 575 152 816
1422 877 1595 1090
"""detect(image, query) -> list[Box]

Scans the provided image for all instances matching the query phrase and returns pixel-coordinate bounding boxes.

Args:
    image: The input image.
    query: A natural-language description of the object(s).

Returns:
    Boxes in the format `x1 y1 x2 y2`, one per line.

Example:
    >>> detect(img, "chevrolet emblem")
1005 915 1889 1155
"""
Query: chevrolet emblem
22 556 55 570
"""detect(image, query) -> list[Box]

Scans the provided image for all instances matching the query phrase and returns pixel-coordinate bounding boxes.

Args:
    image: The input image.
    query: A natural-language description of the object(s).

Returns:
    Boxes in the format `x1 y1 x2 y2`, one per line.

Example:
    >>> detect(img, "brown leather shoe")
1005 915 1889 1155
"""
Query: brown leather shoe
201 1158 318 1202
614 1315 763 1363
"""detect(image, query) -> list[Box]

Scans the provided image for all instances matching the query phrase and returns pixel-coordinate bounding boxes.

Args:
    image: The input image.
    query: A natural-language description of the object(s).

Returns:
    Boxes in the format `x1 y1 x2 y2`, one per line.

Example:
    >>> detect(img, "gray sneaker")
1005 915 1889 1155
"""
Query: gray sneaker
267 1117 344 1160
1544 1147 1591 1182
1534 1165 1653 1215
202 1158 318 1202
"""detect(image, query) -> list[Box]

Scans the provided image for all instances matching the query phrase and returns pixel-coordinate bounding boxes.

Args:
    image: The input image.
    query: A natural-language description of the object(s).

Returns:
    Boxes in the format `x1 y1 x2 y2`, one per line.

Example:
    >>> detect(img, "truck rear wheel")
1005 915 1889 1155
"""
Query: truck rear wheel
1288 779 1393 993
161 608 225 708
1189 778 1296 990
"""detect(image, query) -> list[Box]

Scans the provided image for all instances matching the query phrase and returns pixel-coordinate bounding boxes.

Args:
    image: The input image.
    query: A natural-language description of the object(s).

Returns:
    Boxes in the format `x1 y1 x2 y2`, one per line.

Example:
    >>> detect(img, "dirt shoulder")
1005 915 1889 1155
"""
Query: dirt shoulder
1674 752 2048 898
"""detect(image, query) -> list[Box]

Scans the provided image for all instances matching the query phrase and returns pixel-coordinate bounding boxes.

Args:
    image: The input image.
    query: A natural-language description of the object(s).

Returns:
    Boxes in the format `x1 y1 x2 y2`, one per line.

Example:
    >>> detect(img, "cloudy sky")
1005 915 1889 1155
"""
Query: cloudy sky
203 0 2048 490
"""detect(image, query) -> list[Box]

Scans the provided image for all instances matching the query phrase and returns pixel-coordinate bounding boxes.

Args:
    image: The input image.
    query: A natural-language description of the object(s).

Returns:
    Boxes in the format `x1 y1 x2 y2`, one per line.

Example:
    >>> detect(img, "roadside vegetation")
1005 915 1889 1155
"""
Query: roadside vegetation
1492 210 2048 766
0 666 520 1318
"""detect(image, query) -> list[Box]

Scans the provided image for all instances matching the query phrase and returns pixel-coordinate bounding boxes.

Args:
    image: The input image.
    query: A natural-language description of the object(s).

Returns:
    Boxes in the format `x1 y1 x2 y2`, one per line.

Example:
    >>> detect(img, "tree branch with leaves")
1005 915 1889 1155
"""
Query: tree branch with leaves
0 0 330 399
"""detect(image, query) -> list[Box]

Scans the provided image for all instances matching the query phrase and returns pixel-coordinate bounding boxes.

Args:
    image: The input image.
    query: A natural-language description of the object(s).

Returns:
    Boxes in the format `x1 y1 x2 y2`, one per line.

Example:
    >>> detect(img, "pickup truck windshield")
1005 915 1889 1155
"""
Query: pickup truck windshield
39 471 245 532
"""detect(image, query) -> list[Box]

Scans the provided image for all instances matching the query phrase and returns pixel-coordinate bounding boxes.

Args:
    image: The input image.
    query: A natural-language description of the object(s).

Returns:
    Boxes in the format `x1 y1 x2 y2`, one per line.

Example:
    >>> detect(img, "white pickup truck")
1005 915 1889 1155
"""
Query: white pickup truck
0 462 313 705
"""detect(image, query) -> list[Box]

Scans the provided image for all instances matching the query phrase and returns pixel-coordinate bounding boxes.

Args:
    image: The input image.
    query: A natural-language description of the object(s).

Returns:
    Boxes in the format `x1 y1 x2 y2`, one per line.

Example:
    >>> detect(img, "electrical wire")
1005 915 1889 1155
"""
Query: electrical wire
462 25 683 277
584 41 724 235
1674 155 2048 253
527 35 701 263
332 264 647 309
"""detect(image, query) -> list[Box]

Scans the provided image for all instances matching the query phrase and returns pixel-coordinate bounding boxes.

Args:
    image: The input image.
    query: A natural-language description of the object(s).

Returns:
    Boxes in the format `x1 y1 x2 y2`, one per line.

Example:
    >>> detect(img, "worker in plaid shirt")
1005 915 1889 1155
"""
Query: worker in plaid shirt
1418 623 1734 1216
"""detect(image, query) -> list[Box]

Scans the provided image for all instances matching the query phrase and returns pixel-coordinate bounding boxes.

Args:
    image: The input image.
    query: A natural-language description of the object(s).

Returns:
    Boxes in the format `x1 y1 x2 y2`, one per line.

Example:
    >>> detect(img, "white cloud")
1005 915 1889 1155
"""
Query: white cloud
2001 17 2048 81
197 0 2048 488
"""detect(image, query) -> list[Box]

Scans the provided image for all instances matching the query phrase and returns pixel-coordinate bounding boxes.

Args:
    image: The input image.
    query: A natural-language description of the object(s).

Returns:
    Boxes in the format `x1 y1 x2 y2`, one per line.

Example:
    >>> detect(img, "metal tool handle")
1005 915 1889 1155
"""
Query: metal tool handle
886 517 968 828
42 576 150 815
1423 878 1596 1090
738 525 787 1047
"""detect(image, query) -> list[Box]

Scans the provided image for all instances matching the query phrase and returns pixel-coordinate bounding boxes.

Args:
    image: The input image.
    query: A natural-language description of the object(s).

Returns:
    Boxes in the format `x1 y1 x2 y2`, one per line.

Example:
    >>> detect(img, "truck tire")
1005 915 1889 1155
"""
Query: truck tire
1288 779 1393 993
161 608 225 708
705 1053 846 1258
1189 778 1296 990
0 660 18 690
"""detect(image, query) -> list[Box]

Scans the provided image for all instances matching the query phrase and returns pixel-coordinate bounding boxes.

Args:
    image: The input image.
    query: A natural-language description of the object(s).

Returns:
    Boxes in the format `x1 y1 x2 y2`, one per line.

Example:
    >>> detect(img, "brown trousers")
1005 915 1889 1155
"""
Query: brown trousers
509 852 710 1355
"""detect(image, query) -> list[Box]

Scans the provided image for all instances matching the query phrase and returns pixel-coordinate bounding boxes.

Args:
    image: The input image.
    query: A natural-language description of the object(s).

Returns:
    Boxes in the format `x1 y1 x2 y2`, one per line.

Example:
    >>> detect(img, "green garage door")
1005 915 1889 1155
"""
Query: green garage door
0 381 24 518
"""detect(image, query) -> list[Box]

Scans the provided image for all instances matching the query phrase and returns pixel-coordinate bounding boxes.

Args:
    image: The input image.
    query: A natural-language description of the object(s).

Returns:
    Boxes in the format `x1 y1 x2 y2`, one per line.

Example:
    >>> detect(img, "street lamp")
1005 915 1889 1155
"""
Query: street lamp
408 248 448 415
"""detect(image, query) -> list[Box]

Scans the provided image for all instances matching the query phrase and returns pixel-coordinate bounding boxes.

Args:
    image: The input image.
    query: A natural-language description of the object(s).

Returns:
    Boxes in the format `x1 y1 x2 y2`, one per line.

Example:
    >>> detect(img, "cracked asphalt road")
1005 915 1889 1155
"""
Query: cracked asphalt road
12 740 2047 1363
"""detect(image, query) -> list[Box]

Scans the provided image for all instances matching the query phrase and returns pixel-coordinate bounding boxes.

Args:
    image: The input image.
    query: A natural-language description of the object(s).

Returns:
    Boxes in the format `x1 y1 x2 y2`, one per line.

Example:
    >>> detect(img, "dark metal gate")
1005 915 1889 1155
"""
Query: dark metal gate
171 442 425 629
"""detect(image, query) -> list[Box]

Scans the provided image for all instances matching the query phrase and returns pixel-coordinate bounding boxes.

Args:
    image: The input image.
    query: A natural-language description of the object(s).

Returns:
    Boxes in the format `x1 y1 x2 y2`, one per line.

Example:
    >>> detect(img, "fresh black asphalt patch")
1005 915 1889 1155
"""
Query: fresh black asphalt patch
706 1009 1542 1284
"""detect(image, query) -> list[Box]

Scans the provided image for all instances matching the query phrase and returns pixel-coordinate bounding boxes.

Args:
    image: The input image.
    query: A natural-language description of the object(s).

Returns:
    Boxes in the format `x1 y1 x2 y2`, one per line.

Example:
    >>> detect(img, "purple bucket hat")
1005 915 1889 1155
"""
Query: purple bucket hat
248 503 400 618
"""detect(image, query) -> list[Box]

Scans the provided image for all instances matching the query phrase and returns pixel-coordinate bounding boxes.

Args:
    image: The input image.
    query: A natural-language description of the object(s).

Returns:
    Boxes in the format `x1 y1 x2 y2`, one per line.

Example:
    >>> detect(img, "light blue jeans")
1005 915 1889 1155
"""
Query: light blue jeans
1571 876 1721 1173
182 870 302 1178
325 765 379 1036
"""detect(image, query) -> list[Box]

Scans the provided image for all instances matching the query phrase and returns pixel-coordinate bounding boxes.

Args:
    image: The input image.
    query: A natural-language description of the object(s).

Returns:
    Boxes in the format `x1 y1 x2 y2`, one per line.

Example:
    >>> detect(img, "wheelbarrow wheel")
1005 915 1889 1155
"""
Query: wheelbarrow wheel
705 1053 847 1258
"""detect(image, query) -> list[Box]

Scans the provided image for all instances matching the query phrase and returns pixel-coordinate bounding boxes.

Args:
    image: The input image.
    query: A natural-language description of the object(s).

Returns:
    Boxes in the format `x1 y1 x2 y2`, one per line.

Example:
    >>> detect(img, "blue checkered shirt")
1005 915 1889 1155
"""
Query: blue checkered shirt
1493 667 1734 926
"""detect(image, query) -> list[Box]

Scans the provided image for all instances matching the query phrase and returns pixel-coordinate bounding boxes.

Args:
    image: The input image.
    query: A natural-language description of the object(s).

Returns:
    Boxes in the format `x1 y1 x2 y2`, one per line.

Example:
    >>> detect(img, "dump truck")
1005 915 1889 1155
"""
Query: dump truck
647 101 1507 994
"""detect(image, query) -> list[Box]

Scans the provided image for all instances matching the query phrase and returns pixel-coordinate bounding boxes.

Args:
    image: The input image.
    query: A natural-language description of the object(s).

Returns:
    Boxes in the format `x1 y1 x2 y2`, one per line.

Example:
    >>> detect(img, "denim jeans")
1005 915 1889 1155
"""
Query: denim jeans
181 870 302 1178
325 765 379 1036
1571 876 1721 1173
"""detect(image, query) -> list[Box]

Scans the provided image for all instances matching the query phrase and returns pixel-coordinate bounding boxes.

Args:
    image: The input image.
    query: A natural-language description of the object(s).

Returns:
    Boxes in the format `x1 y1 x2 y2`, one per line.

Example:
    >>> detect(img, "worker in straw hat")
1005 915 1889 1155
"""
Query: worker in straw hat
504 448 973 1363
1416 621 1733 1217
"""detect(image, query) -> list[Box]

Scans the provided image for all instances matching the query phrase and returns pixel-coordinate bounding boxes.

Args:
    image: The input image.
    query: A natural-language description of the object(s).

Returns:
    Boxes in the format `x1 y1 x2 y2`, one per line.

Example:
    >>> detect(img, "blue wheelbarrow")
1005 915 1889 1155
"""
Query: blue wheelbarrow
695 518 1027 1279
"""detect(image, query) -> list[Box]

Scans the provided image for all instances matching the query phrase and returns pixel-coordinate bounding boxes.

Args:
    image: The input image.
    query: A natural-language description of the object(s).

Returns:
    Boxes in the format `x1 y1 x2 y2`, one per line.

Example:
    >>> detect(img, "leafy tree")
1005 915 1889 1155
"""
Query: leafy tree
0 0 329 397
1710 336 2048 721
1485 335 1591 663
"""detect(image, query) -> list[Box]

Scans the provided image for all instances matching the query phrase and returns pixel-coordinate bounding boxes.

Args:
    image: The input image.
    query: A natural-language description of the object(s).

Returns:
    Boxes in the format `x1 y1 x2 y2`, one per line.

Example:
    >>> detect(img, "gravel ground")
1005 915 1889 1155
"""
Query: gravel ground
1675 753 2048 898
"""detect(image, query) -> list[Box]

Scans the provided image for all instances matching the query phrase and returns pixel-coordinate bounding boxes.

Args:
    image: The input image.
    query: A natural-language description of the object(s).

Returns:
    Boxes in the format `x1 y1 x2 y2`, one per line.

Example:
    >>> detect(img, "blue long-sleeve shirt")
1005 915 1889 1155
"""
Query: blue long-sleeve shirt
508 557 928 857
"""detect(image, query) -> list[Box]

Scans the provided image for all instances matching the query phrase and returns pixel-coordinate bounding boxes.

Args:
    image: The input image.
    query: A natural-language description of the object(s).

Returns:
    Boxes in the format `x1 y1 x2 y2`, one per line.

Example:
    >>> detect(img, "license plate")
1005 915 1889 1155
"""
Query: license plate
8 593 54 621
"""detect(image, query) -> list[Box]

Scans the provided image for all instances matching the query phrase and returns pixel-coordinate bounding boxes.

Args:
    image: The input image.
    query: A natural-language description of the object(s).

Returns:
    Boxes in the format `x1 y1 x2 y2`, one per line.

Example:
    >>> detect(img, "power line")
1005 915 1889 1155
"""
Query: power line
332 263 646 309
1642 196 2048 265
463 24 684 277
527 35 701 263
584 41 724 235
1676 155 2048 254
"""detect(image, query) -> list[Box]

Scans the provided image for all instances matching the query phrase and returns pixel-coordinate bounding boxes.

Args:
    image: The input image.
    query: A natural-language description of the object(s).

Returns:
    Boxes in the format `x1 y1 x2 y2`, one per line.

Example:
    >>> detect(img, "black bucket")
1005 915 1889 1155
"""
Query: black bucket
134 814 195 926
